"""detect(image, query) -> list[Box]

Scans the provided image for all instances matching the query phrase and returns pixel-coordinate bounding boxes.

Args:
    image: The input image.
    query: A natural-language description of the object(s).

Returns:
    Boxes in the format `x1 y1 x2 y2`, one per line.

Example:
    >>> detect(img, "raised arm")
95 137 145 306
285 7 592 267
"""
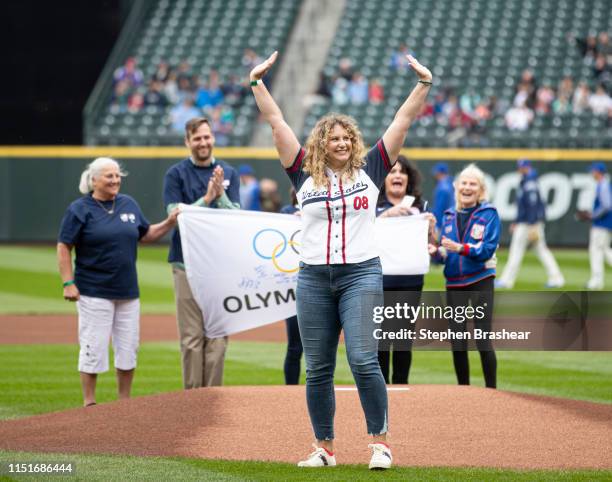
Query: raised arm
250 51 300 168
382 55 433 163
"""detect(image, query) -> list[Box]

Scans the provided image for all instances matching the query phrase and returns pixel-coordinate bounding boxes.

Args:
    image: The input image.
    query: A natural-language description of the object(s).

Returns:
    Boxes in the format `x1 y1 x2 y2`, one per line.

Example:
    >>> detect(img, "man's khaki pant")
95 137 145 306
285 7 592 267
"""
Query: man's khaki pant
172 267 228 388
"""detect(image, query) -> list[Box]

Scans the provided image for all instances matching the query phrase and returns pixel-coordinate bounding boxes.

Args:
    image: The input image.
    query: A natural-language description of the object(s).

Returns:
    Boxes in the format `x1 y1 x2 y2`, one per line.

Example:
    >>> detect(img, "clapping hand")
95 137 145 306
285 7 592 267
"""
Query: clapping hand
212 166 225 194
441 236 463 253
204 166 225 205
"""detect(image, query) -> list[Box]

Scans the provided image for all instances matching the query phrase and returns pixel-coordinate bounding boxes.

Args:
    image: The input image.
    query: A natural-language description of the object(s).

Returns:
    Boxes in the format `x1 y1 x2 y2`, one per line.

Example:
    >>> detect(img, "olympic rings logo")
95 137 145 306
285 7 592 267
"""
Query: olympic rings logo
252 228 301 273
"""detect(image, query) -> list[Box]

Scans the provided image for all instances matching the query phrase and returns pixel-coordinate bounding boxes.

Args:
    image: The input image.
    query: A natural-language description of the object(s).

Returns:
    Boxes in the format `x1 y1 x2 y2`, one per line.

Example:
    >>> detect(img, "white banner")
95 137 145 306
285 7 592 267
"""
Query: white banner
375 215 430 275
178 205 429 338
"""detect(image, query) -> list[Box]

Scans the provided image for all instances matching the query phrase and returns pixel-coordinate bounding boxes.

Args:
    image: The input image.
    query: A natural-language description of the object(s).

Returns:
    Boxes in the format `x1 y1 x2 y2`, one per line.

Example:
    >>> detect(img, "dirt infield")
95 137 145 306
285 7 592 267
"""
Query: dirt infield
0 315 286 344
0 385 610 469
2 315 611 470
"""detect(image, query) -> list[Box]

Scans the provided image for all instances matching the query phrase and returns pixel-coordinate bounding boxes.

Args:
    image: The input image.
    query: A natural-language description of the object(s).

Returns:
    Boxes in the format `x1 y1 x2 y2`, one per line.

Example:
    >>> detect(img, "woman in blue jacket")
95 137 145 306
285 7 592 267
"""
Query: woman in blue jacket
429 164 500 388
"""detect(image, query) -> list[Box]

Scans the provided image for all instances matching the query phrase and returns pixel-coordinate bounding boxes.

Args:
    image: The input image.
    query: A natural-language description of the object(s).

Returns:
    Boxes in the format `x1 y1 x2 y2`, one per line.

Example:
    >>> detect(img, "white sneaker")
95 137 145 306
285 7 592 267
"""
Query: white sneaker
494 280 513 289
586 281 603 290
545 280 565 289
368 443 392 470
297 444 336 467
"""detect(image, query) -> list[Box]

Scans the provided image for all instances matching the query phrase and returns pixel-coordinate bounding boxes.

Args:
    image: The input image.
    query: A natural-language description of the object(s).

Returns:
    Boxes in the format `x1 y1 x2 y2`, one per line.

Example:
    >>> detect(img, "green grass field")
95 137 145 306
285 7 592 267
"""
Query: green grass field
1 451 610 481
0 342 611 480
1 245 610 314
1 245 611 480
1 343 611 420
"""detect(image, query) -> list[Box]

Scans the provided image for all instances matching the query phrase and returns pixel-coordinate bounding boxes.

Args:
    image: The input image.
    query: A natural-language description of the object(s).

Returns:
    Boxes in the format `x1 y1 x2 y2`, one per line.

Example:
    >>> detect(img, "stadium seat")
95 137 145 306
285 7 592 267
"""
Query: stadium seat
88 0 302 146
302 0 612 148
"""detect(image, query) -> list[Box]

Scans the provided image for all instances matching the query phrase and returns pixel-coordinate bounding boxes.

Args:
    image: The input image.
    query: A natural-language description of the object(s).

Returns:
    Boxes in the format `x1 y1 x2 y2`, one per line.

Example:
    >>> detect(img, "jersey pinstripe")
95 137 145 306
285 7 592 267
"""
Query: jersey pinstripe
285 140 391 265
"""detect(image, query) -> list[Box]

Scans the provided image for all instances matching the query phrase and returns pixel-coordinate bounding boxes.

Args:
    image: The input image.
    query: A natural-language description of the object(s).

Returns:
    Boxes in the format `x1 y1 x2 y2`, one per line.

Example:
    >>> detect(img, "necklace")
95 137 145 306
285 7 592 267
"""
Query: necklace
93 196 116 214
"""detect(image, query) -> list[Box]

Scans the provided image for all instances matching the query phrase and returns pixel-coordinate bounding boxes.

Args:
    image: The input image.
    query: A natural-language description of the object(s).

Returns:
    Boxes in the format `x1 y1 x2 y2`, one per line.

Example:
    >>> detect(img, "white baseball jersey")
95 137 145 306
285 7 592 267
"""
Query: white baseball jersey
286 140 392 265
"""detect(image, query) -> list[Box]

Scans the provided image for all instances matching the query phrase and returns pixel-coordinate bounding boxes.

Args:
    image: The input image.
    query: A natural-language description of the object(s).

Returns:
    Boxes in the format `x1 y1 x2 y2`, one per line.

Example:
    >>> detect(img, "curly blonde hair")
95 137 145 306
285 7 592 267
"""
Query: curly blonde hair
302 113 366 187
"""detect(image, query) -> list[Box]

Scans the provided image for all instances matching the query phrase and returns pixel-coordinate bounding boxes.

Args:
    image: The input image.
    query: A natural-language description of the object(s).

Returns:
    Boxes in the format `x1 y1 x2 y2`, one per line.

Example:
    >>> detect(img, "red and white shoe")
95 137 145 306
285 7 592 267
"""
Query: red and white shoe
297 444 336 467
368 442 392 470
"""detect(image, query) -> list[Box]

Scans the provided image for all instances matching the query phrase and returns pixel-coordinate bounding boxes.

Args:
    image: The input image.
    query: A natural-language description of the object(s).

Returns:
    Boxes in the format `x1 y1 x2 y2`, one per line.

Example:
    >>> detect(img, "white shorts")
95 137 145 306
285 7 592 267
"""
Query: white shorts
76 295 140 373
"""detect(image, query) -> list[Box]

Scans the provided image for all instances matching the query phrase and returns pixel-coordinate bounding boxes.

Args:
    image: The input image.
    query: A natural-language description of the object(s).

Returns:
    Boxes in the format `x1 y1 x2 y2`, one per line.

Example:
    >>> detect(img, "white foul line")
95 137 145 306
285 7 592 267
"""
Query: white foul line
335 387 410 392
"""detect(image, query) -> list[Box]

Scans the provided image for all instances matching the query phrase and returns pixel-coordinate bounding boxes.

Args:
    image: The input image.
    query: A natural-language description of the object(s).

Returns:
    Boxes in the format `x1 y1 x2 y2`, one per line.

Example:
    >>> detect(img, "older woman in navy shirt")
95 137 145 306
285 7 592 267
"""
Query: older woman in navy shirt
58 157 178 407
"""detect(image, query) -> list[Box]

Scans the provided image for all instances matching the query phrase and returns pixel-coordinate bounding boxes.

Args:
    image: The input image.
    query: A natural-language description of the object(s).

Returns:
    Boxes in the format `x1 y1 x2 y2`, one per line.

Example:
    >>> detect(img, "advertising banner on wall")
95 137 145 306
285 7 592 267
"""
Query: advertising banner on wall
1 152 608 245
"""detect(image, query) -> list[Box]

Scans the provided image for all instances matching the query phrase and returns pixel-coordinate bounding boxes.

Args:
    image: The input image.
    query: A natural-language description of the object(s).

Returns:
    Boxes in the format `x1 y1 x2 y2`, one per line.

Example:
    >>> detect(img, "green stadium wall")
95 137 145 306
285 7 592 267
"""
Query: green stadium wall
1 147 610 245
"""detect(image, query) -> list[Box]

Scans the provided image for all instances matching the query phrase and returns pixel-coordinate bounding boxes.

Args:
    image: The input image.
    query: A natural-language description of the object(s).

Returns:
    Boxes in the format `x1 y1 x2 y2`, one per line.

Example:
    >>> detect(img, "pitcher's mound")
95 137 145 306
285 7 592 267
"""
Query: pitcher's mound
0 385 610 469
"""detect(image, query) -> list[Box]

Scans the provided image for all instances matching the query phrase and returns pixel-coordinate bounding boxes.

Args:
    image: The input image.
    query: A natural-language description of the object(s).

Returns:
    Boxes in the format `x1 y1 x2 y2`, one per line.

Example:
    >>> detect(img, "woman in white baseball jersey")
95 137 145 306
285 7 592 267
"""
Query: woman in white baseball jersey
250 51 432 470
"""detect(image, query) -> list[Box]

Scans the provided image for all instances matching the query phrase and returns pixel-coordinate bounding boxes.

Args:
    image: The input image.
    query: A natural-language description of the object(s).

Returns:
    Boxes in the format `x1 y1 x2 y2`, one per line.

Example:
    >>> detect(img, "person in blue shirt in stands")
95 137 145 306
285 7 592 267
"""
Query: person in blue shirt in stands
429 163 501 389
58 157 178 407
496 159 564 289
431 162 454 236
163 116 240 389
577 162 612 290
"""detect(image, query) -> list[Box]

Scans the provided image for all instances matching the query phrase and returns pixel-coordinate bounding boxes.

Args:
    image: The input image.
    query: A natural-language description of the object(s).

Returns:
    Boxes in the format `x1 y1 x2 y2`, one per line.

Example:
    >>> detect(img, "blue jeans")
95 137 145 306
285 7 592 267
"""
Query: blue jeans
284 315 303 385
297 257 388 440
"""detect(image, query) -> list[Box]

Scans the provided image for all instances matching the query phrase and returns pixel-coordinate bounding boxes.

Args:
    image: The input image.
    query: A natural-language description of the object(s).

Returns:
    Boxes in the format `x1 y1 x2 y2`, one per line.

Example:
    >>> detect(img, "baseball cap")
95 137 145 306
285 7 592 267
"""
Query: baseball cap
517 158 531 168
431 162 449 175
238 164 255 176
589 162 607 174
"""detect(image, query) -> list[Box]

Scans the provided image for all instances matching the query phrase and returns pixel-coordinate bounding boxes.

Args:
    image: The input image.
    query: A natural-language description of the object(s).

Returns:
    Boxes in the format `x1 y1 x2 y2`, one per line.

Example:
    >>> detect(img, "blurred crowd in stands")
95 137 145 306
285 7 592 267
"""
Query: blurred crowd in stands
307 57 385 107
109 30 612 146
502 29 612 132
110 49 266 144
306 35 612 146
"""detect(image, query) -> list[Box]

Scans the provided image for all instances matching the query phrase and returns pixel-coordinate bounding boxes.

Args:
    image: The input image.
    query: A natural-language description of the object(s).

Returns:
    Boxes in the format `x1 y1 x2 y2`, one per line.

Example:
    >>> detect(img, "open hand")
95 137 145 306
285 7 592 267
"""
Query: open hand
250 51 278 81
406 55 432 82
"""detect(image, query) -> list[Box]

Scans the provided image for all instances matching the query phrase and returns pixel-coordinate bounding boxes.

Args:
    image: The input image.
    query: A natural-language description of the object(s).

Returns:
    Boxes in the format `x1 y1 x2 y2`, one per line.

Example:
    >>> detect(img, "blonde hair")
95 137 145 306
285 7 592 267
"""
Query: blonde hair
302 113 366 187
78 157 127 194
454 163 488 209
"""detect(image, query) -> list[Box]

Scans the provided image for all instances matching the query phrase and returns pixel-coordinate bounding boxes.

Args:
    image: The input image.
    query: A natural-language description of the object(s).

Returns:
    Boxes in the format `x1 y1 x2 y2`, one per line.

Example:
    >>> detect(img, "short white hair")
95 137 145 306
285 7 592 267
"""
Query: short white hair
454 163 488 209
78 157 127 194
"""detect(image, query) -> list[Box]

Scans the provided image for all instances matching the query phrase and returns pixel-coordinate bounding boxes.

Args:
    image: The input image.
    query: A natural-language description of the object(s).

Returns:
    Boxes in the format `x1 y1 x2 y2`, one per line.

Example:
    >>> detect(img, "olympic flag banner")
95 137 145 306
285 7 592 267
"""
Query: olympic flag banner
178 205 429 337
